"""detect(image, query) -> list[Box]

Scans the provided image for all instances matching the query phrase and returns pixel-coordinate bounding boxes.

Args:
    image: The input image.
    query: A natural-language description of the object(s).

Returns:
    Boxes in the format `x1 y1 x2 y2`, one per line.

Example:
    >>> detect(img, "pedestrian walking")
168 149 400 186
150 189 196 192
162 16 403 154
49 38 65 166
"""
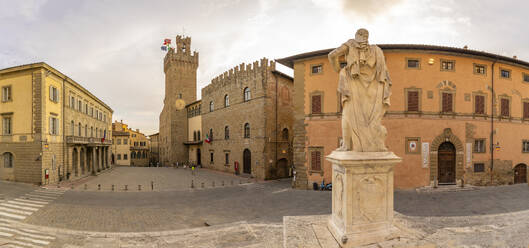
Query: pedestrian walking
191 164 195 176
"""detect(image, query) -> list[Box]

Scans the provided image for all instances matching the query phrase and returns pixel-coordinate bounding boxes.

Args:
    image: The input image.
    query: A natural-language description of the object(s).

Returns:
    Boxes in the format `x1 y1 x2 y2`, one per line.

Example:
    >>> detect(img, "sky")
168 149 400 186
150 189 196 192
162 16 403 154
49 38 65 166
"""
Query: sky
1 0 528 135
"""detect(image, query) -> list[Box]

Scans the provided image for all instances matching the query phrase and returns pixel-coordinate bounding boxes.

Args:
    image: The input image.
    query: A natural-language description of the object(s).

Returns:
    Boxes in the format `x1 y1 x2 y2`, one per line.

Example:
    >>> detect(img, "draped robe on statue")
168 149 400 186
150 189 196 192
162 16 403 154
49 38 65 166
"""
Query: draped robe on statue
335 40 392 152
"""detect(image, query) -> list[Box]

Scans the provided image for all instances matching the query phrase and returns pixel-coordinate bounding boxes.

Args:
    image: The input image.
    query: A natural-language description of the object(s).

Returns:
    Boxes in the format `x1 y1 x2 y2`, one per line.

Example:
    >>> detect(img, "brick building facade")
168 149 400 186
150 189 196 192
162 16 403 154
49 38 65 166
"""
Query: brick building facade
201 58 294 179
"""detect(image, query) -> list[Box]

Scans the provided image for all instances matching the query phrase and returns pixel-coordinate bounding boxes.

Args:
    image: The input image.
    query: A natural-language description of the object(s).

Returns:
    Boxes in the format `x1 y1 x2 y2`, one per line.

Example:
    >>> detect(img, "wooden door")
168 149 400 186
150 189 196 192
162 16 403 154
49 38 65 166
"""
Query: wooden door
277 158 289 178
438 142 456 184
197 149 201 166
243 149 251 174
514 164 527 184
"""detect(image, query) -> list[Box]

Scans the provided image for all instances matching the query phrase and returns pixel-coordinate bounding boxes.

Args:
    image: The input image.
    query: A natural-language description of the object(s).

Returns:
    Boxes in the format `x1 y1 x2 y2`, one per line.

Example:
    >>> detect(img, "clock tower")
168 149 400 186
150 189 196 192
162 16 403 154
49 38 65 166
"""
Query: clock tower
159 35 198 165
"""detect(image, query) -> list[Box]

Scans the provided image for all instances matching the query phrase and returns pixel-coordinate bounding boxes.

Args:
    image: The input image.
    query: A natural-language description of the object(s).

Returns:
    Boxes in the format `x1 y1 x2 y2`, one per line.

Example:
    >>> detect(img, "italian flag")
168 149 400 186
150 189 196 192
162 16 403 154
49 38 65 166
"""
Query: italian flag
205 133 211 143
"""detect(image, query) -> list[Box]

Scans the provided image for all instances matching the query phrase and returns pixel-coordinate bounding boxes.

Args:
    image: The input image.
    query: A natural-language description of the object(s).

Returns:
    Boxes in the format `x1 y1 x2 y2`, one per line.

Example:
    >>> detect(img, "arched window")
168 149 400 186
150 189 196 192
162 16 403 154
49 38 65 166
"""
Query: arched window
209 129 213 139
244 87 251 102
209 101 214 112
3 152 13 168
91 127 93 137
143 151 147 158
78 122 82 136
95 128 98 138
282 128 289 141
244 123 250 138
71 120 74 136
224 126 230 140
193 131 197 141
197 131 201 140
131 151 136 159
85 124 88 137
224 95 229 107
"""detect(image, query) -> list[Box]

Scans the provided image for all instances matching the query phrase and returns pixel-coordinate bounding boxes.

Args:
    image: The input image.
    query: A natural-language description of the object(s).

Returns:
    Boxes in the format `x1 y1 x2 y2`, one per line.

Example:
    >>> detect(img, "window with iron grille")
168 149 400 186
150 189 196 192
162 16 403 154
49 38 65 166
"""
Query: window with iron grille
224 126 229 140
474 139 486 153
474 64 486 75
210 152 214 163
501 69 511 78
311 95 322 114
407 90 419 111
500 98 510 117
310 150 321 171
225 153 229 165
442 92 453 113
523 141 529 153
244 87 251 102
474 95 485 114
311 65 322 74
244 123 250 138
441 60 454 71
474 163 485 172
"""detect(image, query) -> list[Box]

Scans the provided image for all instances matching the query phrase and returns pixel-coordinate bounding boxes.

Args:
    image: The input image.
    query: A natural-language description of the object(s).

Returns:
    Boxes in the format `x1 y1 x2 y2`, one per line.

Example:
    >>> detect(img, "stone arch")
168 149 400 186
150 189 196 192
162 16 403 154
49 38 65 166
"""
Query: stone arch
430 128 464 183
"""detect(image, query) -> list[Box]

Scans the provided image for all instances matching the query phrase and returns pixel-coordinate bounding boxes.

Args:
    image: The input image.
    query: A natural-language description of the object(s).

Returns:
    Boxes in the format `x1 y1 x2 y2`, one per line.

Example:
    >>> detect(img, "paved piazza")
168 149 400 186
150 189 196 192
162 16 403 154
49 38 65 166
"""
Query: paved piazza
0 168 528 247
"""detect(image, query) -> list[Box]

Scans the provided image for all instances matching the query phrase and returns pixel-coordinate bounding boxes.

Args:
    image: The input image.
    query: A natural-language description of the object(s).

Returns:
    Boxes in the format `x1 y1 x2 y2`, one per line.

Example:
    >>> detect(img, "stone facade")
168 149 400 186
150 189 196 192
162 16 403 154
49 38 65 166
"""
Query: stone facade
0 62 113 185
148 132 159 165
111 120 150 167
201 58 294 179
185 100 202 165
278 44 529 189
159 35 198 166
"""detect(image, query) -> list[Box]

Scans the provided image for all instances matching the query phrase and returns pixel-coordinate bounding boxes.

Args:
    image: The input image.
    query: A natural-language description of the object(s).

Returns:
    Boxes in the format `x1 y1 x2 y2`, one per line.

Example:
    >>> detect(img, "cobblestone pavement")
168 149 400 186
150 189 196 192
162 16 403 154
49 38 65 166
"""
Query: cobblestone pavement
69 167 255 192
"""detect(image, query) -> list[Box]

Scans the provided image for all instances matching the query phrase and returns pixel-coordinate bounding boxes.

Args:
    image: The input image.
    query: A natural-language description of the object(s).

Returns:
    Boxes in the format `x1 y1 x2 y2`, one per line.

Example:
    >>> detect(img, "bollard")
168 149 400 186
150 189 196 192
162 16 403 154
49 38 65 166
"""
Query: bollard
212 181 215 187
138 185 141 191
151 181 154 191
124 185 128 191
98 184 101 190
222 181 224 186
201 182 204 188
84 184 87 190
112 185 115 191
191 180 194 188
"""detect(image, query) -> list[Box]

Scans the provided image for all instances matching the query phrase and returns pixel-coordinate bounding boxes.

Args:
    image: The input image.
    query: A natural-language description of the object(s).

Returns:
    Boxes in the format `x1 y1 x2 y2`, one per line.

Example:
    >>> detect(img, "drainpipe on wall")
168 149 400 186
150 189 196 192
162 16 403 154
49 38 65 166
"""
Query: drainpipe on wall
490 58 497 185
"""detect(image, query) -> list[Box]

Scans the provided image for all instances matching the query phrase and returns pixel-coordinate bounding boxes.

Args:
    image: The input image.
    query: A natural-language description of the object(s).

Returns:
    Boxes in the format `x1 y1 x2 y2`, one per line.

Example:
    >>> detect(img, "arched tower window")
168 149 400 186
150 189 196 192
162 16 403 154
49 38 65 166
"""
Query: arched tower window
244 87 251 102
210 101 214 112
85 124 88 137
224 95 229 107
282 128 289 141
71 120 74 136
78 122 82 136
244 123 250 138
193 131 197 141
225 126 230 140
197 131 201 140
209 129 213 139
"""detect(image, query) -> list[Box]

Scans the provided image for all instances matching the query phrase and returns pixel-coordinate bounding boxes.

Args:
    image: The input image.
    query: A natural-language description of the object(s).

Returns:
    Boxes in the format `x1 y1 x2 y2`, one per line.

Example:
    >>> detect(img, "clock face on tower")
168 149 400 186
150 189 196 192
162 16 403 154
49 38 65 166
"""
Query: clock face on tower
175 99 186 111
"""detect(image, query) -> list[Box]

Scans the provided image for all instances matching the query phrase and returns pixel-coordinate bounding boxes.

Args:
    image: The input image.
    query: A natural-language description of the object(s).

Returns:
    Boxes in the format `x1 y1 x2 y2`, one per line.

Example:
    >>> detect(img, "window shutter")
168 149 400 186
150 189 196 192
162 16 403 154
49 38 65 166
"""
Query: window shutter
407 91 419 111
311 151 321 171
49 117 53 134
501 98 509 117
524 102 529 119
312 95 322 114
475 95 484 114
49 86 53 101
442 93 453 112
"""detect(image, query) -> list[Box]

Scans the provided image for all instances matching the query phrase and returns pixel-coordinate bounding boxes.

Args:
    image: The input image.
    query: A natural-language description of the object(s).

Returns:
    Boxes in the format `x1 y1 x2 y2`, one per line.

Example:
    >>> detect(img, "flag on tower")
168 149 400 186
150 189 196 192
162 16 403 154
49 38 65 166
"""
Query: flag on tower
161 38 172 51
205 133 211 144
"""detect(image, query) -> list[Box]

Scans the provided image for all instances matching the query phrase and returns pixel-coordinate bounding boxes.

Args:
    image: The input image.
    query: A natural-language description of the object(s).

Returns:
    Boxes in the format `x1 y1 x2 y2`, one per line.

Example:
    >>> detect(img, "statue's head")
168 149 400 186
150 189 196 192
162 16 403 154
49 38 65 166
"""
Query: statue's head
355 28 369 44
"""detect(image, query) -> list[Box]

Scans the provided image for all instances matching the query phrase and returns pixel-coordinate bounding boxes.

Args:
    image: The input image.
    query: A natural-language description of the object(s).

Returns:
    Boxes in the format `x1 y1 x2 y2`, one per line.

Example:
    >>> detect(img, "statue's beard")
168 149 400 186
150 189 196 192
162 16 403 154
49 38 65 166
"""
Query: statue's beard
358 41 368 49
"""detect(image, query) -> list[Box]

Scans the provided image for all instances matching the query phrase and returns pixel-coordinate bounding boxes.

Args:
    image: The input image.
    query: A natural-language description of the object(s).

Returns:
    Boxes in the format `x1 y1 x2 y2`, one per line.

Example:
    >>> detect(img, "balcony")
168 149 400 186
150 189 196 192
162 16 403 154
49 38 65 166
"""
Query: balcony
66 136 112 146
131 146 149 150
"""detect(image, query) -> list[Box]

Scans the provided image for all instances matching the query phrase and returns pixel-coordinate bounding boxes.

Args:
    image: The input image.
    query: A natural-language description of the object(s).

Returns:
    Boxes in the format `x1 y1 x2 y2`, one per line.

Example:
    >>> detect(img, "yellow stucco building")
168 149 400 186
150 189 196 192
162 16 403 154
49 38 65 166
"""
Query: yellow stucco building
278 44 529 189
111 120 150 166
0 62 113 184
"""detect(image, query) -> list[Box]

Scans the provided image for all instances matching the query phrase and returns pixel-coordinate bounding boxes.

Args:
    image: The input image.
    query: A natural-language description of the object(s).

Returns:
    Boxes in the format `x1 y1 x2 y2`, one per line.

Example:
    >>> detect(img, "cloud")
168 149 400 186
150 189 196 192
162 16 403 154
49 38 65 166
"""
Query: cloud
341 0 405 20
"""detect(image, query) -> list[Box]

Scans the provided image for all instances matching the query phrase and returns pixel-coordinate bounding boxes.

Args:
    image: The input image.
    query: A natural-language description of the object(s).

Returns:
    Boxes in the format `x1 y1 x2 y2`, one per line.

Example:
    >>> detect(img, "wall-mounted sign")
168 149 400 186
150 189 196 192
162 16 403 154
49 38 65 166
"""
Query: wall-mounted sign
466 143 472 167
421 142 429 168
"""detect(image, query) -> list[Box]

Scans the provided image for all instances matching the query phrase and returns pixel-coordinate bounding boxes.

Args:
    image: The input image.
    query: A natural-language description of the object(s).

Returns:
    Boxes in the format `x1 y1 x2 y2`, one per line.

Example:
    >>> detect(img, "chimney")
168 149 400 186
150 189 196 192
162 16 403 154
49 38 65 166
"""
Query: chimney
463 45 468 49
513 55 518 59
136 129 140 132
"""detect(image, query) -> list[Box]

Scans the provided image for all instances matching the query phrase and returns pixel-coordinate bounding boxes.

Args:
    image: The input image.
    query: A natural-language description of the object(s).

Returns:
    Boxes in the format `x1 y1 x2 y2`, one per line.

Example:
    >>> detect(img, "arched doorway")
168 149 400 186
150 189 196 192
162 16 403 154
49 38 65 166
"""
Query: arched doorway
197 148 201 166
243 149 251 174
438 142 456 184
80 148 85 175
72 148 78 177
277 158 289 178
514 163 527 184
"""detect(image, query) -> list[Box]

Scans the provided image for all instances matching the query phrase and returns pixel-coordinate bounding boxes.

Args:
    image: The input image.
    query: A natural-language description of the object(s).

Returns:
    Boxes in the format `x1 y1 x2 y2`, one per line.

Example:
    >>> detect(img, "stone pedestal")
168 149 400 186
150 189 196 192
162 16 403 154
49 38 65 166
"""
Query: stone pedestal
326 151 402 247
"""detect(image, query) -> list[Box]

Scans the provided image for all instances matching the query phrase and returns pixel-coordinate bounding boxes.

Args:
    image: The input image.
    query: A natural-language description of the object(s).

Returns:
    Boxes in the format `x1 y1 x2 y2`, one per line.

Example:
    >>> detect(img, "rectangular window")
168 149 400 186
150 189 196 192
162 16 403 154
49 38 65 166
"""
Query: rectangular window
49 86 59 102
311 65 322 74
70 96 75 108
2 116 12 135
474 95 485 115
524 102 529 119
474 64 486 75
501 69 511 78
117 139 121 145
442 92 453 113
441 60 455 71
311 150 321 171
407 59 420 69
124 154 128 160
49 117 59 135
117 154 121 160
523 141 529 153
524 73 529 82
124 139 128 145
90 107 94 117
407 90 419 111
210 153 214 163
134 142 138 146
225 153 229 165
2 86 11 102
311 95 322 114
474 139 486 153
78 100 82 111
501 98 510 117
474 163 485 172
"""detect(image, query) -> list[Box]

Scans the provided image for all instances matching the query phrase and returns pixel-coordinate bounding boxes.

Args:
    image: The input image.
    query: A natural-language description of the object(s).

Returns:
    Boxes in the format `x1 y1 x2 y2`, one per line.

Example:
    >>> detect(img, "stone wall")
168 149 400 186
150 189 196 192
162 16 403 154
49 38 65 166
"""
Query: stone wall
0 142 42 183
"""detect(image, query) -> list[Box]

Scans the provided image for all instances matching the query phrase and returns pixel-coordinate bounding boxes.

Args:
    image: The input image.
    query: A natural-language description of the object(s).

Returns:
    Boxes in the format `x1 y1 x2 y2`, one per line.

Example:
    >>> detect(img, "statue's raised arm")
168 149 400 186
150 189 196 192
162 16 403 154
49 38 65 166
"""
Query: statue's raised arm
328 44 348 73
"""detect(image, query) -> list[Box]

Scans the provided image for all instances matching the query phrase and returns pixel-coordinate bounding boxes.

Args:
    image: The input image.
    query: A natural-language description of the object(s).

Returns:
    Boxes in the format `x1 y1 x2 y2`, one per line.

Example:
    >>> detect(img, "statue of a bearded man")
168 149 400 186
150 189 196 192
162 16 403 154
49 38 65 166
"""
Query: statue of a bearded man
328 28 392 152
